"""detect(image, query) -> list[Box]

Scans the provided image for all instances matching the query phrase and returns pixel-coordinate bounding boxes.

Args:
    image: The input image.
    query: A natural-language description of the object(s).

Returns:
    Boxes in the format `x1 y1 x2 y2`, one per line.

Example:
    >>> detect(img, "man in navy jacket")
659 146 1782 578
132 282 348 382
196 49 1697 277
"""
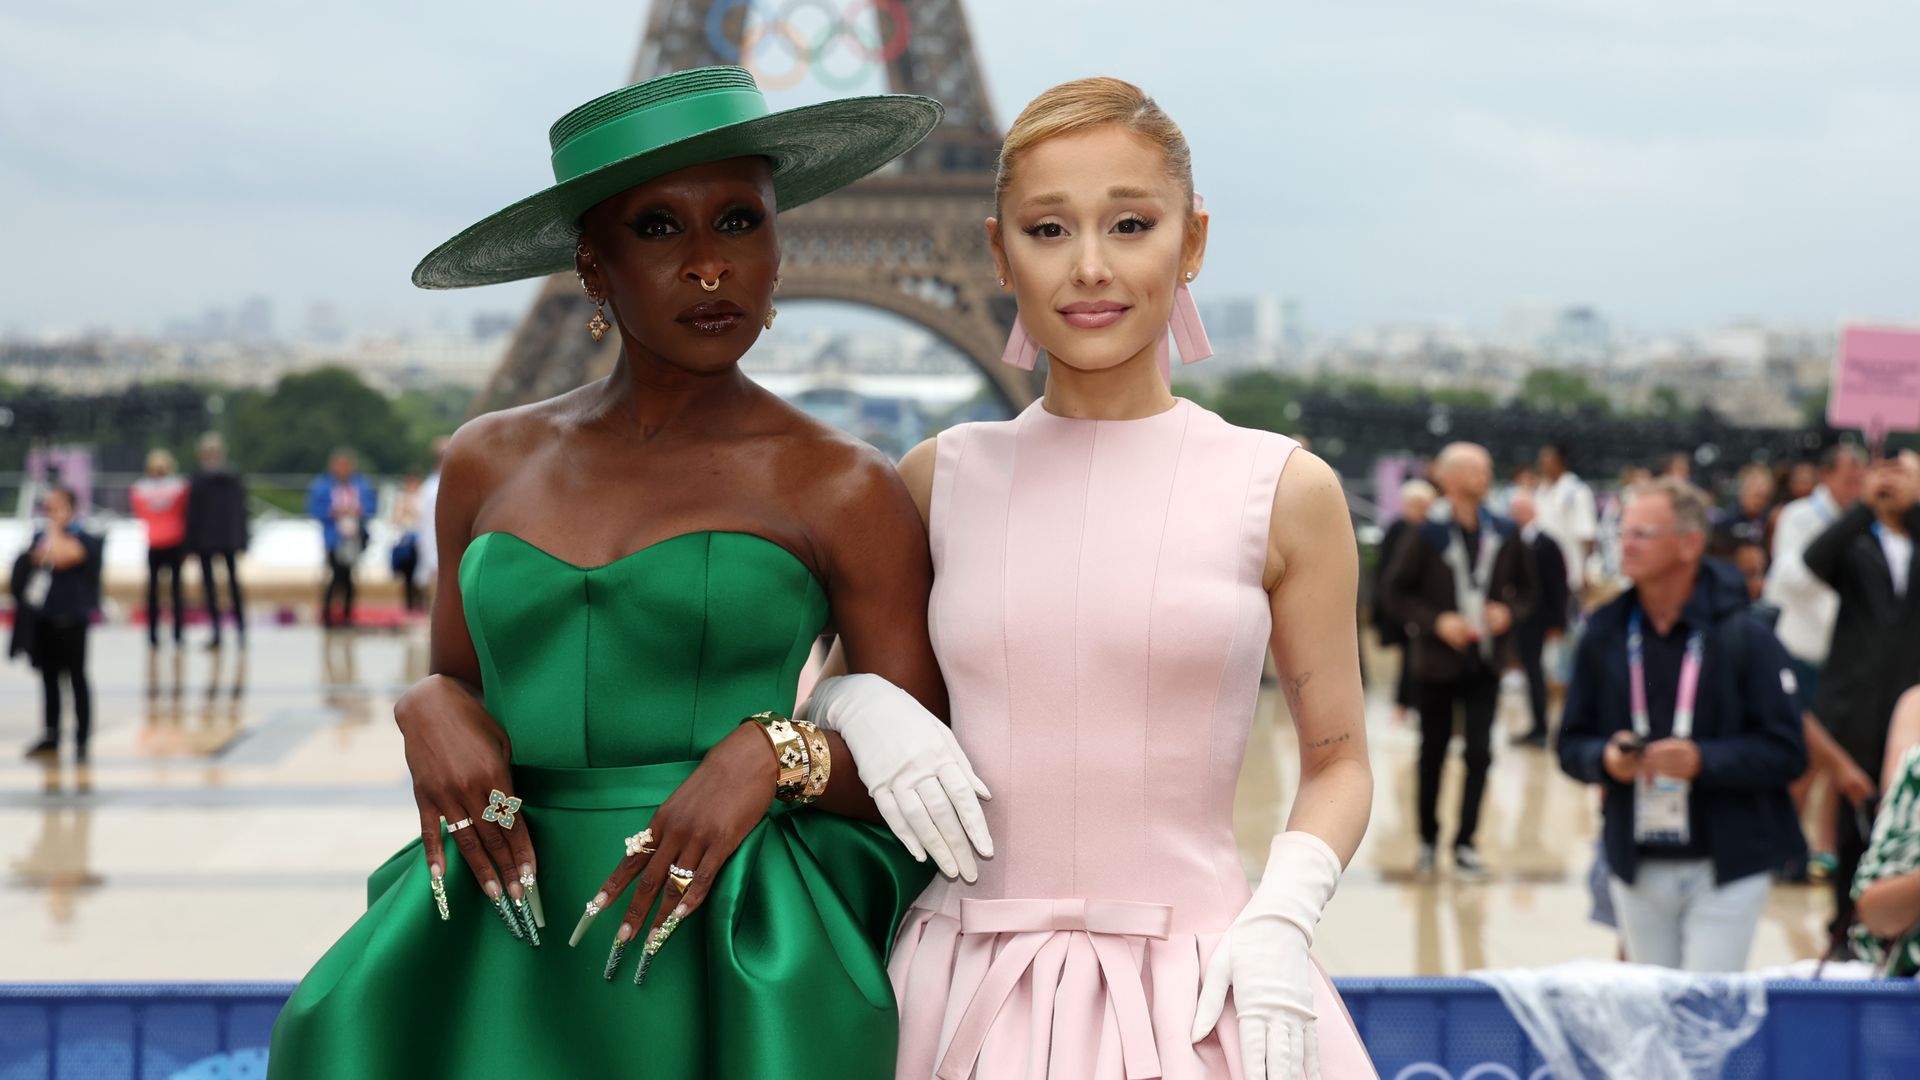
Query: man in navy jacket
1558 478 1806 971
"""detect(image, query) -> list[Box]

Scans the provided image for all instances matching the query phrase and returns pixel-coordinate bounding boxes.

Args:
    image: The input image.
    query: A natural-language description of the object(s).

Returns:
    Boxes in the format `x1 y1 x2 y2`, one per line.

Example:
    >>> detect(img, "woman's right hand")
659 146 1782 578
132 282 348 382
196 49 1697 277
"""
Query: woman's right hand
397 674 542 942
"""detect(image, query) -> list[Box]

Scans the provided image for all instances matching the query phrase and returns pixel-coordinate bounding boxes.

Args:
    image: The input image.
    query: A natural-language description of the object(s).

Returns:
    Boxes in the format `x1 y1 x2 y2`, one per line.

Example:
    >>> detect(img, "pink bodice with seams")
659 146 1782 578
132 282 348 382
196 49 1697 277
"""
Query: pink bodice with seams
889 398 1375 1079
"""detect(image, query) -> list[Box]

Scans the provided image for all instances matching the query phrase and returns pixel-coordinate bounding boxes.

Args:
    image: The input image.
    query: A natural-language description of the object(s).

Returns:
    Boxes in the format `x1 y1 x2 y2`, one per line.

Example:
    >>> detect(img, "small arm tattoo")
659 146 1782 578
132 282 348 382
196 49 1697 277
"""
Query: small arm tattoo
1282 672 1313 714
1308 731 1353 750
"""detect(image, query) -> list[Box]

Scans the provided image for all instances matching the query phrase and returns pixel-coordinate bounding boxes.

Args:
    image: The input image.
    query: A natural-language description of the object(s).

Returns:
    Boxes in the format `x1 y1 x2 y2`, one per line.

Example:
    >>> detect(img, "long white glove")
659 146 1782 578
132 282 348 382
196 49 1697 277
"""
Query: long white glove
1191 831 1343 1080
796 673 993 881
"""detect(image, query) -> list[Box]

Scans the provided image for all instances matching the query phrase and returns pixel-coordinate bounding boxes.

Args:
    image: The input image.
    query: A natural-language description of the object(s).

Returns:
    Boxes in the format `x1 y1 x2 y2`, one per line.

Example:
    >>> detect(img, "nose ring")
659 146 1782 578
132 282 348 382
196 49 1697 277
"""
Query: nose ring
698 277 720 292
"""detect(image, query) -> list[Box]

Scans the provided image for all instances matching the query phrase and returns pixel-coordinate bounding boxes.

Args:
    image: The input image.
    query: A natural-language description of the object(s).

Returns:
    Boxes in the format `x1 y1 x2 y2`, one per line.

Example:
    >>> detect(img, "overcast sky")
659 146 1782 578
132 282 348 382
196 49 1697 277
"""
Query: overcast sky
3 0 1916 340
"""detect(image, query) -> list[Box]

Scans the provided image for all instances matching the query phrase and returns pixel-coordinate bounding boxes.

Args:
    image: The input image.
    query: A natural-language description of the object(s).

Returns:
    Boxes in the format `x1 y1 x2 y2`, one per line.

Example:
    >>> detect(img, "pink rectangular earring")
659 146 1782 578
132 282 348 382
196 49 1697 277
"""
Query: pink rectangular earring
997 274 1041 370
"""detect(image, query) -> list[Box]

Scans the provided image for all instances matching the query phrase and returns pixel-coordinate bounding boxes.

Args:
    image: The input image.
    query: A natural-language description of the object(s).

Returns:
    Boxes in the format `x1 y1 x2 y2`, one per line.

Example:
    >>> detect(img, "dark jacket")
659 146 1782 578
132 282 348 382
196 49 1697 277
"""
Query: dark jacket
1382 507 1539 683
8 549 41 663
1373 518 1419 648
185 468 250 554
1803 503 1920 775
1521 527 1570 636
1558 559 1808 885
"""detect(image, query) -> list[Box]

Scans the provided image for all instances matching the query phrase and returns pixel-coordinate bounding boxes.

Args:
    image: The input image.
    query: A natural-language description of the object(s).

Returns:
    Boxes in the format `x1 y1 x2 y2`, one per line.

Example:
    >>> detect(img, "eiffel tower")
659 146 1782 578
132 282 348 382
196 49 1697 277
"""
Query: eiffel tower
477 0 1038 415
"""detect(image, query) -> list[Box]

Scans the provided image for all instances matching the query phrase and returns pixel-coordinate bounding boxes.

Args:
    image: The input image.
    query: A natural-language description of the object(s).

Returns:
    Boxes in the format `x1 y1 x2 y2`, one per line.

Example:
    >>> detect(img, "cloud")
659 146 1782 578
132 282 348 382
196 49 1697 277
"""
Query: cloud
1 0 1916 336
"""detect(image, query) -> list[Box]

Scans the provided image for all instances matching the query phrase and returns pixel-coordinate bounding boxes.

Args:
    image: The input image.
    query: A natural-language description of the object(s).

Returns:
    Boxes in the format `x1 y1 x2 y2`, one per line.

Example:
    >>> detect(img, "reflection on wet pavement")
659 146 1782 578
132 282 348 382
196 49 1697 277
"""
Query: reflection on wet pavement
1 627 1833 979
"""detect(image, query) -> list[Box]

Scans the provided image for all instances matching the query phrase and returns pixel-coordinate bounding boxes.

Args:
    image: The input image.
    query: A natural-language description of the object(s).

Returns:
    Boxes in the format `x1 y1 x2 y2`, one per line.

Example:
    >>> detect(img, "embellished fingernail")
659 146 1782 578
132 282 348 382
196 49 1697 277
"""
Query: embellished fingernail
514 896 541 947
521 865 546 928
493 894 525 941
603 924 632 981
429 866 450 922
634 909 685 987
569 892 607 948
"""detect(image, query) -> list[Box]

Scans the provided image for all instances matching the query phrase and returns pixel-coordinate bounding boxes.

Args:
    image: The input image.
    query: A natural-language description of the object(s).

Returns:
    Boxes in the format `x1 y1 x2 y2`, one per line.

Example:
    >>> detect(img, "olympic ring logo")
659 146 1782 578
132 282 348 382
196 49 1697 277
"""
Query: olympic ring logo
706 0 913 92
1390 1063 1553 1080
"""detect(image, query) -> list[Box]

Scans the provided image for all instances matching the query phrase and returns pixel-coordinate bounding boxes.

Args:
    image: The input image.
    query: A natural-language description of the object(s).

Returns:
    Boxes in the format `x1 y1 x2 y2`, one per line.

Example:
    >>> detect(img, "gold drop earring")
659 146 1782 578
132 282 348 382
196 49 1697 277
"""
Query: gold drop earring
577 243 610 342
577 276 610 342
765 276 780 330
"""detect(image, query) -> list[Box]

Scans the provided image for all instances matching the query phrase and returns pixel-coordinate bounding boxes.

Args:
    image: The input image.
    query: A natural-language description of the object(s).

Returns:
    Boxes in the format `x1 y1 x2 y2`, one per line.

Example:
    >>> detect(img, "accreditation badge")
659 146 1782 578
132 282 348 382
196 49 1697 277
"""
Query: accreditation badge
1633 773 1692 846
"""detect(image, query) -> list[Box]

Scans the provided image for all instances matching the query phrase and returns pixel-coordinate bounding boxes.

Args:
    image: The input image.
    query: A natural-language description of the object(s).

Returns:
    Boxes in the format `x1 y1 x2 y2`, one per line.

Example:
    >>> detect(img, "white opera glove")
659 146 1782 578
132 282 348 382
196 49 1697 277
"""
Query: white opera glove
796 673 993 881
1192 831 1343 1080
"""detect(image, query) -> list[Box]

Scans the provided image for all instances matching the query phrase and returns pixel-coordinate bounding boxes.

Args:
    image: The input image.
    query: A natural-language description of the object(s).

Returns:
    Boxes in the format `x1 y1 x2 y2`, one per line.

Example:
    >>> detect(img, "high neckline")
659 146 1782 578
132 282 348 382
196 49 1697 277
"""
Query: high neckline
1026 397 1188 425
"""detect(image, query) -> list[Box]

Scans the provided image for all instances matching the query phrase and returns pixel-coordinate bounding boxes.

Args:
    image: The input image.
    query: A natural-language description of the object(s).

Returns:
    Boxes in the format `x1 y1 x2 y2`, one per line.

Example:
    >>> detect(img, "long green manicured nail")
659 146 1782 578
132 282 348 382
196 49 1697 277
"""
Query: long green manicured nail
521 866 546 929
493 894 525 941
514 896 541 947
569 893 607 948
603 933 630 981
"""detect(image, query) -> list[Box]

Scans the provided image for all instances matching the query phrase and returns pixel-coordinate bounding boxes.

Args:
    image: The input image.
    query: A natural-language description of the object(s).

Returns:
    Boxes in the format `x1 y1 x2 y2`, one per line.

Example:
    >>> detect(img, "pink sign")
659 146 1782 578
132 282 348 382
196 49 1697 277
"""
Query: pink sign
1829 324 1920 441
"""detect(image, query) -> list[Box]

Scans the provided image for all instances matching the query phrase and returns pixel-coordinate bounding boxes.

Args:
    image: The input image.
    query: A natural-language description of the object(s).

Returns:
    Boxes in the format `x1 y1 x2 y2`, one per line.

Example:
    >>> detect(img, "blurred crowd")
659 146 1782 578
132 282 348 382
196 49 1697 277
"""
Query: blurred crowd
1374 439 1920 976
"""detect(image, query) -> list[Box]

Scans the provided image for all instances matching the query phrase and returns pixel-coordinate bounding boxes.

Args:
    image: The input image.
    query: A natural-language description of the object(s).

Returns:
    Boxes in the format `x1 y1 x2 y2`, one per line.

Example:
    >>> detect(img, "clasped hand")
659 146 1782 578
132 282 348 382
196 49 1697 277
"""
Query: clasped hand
801 673 993 881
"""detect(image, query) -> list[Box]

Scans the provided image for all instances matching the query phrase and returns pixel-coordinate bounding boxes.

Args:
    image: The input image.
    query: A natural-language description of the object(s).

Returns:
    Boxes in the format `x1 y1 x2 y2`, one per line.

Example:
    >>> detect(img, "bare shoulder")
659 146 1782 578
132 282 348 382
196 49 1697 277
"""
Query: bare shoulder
1267 448 1356 588
757 400 914 522
896 436 939 523
437 391 597 528
1272 449 1350 537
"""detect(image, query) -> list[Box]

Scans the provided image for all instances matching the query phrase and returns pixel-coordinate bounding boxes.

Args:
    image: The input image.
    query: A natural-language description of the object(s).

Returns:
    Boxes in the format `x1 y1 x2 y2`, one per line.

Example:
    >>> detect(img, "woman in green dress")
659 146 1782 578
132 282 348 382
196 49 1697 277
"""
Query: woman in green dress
270 67 954 1077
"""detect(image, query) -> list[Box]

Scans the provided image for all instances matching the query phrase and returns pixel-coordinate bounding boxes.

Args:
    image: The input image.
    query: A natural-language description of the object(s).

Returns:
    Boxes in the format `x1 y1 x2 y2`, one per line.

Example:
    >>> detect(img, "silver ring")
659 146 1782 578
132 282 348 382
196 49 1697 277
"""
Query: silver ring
668 863 696 892
445 818 474 833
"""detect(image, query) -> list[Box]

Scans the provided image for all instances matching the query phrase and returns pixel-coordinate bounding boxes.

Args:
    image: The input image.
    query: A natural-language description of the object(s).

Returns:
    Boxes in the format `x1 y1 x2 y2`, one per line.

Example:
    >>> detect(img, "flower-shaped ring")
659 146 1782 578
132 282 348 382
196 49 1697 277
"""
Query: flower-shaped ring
481 789 524 830
625 829 656 857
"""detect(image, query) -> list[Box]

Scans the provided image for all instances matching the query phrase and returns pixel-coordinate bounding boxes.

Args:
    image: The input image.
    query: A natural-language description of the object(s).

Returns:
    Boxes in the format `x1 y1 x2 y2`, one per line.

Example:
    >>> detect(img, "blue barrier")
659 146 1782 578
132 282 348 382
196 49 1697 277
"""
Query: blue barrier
0 979 1915 1078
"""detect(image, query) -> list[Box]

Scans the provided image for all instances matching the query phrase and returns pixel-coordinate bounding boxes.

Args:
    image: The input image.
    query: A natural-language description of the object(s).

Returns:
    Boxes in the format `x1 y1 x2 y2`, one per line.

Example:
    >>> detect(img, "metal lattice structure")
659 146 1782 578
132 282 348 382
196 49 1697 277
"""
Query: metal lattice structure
477 0 1036 414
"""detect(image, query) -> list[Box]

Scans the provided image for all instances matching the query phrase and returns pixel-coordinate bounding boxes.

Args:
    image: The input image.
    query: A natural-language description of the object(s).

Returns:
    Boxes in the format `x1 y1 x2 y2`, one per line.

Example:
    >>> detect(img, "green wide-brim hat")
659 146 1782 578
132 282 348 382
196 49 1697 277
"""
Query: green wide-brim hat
412 66 943 289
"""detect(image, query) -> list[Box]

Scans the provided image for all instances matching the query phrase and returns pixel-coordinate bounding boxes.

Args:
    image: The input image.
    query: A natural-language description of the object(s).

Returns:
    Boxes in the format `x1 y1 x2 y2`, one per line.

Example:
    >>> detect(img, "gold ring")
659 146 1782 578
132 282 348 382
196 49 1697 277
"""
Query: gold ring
667 864 696 892
624 829 656 857
698 277 720 292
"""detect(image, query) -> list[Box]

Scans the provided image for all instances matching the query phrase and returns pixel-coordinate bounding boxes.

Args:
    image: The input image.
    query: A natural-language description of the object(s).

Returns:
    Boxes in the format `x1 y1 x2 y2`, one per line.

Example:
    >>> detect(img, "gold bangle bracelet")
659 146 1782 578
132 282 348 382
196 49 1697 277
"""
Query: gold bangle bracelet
791 719 830 805
743 712 810 801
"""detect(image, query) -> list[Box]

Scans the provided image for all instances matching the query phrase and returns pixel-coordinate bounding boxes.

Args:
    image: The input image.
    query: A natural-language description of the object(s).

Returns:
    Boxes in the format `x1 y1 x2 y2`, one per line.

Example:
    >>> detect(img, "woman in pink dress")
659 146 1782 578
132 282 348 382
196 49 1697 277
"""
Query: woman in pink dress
807 78 1377 1079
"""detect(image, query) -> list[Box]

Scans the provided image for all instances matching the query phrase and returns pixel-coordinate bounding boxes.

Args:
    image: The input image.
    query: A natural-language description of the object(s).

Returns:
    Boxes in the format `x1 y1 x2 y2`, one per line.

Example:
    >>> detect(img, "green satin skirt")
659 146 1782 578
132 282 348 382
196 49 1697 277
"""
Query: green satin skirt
269 760 931 1078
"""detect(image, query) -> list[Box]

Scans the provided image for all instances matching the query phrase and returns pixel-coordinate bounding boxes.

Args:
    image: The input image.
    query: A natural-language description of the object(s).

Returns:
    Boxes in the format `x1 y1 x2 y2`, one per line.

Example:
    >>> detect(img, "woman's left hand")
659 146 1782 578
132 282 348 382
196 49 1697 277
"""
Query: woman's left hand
1192 833 1343 1080
576 725 777 979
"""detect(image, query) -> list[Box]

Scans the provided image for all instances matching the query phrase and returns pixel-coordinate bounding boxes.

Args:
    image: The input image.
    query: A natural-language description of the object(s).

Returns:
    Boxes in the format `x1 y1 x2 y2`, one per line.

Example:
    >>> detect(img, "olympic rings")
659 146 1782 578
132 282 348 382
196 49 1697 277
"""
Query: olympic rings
705 0 914 88
741 19 811 92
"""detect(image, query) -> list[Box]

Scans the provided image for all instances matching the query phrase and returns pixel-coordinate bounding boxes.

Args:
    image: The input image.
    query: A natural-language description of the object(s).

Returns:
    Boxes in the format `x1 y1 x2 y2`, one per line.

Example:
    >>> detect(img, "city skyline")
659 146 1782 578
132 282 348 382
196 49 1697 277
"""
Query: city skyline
3 1 1917 340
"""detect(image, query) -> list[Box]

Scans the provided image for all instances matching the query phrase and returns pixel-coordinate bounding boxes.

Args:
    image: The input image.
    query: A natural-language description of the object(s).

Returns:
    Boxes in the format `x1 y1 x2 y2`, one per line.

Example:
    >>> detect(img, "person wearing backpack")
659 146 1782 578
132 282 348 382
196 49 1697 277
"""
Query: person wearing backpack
1558 477 1807 972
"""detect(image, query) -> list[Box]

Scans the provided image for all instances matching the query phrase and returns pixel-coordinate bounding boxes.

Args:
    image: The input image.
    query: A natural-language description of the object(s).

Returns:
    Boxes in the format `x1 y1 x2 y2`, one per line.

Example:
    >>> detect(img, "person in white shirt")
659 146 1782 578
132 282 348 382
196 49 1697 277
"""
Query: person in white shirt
1534 442 1598 597
411 436 451 610
1765 445 1865 709
1764 443 1867 883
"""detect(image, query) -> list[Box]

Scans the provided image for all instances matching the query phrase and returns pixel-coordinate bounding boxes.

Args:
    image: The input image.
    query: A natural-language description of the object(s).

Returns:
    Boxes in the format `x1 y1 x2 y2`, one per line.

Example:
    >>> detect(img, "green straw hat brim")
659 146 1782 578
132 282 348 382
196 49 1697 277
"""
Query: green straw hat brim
413 93 942 290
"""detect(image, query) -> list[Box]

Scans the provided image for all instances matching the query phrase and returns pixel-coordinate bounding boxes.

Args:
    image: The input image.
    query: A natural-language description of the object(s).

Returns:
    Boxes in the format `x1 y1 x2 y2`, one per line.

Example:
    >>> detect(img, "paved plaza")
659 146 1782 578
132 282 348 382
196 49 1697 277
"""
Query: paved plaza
1 625 1830 981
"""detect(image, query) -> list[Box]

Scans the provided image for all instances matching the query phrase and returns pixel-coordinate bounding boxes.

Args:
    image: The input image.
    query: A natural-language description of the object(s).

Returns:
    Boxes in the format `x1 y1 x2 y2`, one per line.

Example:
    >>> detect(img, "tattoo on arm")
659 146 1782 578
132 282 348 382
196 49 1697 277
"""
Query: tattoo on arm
1283 672 1313 714
1308 732 1352 750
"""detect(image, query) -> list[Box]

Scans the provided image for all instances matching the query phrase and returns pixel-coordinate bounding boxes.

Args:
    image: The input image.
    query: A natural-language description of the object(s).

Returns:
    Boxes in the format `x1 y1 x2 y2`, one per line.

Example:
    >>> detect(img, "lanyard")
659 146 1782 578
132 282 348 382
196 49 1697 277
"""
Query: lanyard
1456 517 1495 589
1627 608 1704 740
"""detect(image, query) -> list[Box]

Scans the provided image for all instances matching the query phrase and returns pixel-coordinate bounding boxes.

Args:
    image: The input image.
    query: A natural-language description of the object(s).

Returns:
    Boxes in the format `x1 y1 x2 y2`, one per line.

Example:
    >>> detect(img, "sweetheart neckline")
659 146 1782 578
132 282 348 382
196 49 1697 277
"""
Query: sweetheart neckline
465 529 823 592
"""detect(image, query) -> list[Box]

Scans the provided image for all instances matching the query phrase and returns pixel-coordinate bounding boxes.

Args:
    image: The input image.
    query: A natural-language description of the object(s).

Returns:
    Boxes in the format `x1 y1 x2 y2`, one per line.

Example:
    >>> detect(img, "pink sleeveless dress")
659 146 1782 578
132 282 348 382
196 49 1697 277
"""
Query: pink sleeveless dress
890 397 1376 1079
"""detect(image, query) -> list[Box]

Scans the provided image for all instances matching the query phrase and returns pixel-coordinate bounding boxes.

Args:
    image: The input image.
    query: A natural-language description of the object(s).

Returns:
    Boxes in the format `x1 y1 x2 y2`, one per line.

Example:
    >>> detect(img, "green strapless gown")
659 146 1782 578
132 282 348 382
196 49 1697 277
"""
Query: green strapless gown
270 531 932 1078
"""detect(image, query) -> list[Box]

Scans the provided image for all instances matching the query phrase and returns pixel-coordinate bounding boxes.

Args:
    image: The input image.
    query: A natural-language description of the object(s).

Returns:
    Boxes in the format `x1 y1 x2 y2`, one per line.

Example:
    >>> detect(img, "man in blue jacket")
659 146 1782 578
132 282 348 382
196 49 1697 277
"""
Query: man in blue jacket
307 448 376 629
1558 477 1806 972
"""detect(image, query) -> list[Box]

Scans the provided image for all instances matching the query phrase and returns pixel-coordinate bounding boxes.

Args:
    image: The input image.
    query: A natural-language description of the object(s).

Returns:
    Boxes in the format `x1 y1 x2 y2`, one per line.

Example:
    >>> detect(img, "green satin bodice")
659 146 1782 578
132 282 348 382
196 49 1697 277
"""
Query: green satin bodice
463 530 827 766
270 530 930 1079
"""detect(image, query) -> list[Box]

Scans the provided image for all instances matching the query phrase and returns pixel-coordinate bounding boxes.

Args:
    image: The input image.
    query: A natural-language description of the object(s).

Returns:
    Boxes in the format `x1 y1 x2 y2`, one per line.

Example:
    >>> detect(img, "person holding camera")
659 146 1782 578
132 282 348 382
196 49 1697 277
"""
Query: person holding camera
1558 478 1807 971
12 485 104 762
1803 450 1920 947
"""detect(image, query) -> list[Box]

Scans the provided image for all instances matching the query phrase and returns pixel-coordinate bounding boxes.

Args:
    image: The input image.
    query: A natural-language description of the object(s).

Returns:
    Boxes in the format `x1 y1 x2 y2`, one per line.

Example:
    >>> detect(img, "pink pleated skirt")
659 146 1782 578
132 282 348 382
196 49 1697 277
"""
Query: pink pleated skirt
890 904 1378 1079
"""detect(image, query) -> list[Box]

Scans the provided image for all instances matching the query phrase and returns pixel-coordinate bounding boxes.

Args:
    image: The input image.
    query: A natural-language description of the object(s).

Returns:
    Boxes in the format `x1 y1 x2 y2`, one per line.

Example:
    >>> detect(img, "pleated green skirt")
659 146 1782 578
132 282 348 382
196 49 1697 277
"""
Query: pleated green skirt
269 760 931 1078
